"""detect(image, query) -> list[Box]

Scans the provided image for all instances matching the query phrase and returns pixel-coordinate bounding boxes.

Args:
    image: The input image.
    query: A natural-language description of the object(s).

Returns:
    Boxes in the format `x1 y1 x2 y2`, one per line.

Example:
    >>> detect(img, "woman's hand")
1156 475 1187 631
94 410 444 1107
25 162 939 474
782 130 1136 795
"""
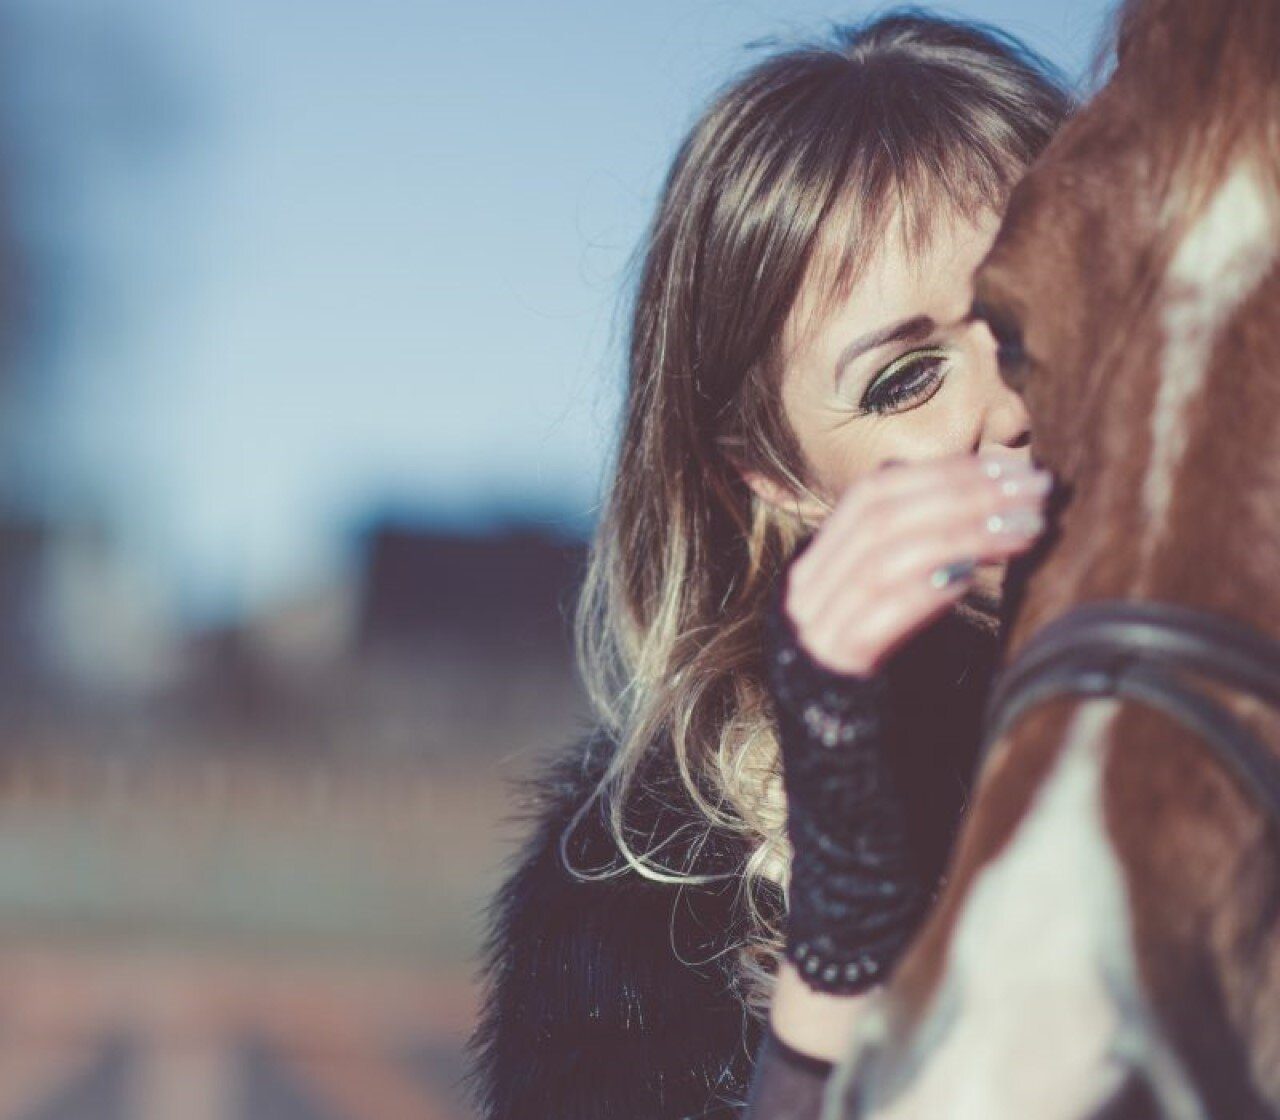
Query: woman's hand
784 451 1053 677
760 450 1053 1002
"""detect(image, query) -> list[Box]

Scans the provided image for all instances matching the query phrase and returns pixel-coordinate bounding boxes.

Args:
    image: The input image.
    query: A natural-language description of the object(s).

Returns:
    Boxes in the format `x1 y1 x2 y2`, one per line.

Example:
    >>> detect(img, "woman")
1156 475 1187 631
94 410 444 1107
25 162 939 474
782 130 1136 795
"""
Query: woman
465 11 1072 1119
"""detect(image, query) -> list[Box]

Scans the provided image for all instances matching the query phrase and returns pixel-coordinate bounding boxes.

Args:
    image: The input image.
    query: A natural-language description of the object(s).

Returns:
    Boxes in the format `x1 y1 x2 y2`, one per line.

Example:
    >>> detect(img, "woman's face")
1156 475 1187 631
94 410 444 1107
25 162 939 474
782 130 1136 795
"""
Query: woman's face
750 205 1033 601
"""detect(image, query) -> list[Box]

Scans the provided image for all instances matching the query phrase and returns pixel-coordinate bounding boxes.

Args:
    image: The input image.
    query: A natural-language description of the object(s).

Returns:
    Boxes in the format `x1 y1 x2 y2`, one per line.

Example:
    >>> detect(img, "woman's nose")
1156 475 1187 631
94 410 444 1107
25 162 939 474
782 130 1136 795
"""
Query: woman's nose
983 377 1031 449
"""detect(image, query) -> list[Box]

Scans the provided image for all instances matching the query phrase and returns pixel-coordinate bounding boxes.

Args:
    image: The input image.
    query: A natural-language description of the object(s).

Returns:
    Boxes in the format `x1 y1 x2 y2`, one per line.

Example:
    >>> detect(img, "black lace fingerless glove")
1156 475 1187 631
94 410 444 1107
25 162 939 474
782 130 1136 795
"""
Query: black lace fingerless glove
762 536 931 995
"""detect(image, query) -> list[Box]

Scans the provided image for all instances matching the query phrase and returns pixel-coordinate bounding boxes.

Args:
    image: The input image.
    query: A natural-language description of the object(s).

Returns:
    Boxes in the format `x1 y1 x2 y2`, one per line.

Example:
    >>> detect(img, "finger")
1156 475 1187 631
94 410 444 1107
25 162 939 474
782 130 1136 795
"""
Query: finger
855 573 978 672
791 467 1048 621
859 500 1047 591
793 506 1039 657
802 562 975 676
808 496 1048 673
791 488 1046 672
792 451 1041 590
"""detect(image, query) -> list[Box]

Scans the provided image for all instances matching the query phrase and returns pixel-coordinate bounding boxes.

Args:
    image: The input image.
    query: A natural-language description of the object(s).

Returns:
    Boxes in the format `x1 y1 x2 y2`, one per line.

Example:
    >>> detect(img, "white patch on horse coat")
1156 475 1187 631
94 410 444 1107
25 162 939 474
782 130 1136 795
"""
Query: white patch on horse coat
856 700 1137 1120
1142 165 1277 576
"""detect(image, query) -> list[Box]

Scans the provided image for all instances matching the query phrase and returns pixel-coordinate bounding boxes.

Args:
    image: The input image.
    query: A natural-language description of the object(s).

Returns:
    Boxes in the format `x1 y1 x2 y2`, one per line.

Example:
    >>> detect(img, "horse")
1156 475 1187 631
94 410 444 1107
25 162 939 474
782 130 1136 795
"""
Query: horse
824 1 1280 1117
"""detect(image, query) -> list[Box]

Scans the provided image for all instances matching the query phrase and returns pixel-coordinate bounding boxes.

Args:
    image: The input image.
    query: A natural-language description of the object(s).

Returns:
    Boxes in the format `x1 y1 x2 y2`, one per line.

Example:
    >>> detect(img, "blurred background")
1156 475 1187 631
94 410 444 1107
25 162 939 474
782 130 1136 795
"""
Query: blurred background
0 1 1108 1116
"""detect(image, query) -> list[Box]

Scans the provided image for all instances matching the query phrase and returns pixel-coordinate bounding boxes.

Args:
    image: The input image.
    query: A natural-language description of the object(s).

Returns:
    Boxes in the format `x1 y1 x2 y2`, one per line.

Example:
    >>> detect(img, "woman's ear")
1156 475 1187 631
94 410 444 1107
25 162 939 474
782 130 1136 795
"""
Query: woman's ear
738 466 827 528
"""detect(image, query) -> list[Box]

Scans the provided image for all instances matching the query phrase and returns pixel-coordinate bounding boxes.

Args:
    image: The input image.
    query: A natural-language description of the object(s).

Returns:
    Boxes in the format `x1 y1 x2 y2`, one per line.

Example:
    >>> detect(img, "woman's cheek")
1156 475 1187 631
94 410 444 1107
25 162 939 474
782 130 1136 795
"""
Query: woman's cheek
804 429 879 497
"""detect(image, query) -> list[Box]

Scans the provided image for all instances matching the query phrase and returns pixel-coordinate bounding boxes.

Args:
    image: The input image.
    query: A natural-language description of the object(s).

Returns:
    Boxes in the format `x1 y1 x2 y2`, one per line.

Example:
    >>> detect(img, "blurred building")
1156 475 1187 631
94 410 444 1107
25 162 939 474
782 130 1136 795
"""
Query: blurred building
0 518 593 1119
358 521 586 655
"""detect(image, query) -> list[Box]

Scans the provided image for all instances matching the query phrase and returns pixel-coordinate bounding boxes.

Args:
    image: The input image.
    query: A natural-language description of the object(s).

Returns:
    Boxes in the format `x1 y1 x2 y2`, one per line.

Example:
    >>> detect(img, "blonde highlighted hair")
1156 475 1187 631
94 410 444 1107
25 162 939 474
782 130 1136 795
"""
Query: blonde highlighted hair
568 9 1073 1017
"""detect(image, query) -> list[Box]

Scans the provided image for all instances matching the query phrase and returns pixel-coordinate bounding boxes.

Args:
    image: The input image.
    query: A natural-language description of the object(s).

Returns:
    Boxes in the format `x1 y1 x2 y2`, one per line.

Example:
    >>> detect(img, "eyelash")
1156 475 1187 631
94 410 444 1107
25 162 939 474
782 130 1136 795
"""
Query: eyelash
859 347 951 416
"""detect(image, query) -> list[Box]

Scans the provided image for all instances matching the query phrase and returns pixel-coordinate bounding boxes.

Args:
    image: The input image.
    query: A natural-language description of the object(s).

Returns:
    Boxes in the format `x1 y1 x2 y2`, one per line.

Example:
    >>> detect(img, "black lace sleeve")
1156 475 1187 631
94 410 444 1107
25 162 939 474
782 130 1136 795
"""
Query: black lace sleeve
761 536 931 995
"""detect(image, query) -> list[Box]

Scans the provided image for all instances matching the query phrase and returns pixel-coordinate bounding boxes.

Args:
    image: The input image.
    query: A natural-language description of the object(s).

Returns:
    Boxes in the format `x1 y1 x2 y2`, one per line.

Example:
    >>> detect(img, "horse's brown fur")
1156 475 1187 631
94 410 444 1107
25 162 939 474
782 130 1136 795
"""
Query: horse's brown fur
838 1 1280 1114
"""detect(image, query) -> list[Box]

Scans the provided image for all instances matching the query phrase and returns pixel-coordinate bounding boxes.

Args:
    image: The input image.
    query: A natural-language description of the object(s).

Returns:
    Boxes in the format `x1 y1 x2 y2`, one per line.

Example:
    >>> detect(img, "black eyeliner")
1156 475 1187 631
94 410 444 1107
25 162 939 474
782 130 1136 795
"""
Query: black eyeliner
858 347 950 415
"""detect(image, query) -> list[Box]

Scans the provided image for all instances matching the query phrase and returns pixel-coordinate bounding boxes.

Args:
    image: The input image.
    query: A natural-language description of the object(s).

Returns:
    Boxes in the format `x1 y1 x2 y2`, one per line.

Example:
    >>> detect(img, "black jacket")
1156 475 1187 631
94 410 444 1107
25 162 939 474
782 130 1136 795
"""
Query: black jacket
464 609 999 1120
464 720 771 1119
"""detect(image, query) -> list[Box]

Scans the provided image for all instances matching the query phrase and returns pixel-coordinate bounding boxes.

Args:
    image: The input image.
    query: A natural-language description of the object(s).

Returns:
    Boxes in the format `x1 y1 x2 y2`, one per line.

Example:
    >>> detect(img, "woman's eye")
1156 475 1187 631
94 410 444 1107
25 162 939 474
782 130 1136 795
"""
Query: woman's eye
859 348 950 416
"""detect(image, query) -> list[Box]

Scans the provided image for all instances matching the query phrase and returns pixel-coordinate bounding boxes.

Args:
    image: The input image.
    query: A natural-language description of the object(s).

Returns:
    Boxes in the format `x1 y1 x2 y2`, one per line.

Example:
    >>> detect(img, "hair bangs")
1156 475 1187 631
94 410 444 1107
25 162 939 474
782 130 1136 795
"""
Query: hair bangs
789 104 1020 350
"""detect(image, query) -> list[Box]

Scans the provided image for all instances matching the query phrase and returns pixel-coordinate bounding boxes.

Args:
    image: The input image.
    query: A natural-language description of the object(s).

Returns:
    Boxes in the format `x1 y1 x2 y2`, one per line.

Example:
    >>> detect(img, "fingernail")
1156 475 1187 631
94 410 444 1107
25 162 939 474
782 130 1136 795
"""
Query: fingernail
928 558 977 589
979 457 1034 479
986 509 1045 536
997 471 1054 498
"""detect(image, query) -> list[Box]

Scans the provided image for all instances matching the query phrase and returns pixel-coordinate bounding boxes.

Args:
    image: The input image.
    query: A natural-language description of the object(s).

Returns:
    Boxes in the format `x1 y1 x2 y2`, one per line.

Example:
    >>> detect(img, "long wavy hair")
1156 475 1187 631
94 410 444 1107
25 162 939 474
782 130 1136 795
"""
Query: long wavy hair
568 9 1073 1016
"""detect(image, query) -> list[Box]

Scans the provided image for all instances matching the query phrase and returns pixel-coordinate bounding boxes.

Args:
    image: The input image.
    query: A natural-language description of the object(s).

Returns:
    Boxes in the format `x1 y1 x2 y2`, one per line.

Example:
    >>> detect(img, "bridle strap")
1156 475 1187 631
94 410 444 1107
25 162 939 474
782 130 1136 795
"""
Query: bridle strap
982 599 1280 826
990 600 1280 710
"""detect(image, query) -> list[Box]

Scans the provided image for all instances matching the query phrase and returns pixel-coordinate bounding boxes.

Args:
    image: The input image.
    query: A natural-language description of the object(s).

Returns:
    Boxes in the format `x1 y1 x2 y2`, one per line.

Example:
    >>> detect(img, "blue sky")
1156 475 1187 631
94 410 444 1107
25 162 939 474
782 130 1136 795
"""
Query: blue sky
0 0 1113 622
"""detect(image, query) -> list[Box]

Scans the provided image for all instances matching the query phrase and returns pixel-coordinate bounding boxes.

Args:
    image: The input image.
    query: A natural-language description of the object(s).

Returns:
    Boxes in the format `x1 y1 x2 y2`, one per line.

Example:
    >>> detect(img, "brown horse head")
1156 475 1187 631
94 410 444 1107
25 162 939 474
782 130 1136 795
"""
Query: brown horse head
828 2 1280 1117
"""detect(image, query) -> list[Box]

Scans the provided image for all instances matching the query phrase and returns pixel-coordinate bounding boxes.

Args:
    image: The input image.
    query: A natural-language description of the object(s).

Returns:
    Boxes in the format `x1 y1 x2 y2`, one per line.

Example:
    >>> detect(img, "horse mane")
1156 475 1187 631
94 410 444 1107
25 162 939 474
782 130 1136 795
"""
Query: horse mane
1111 0 1280 224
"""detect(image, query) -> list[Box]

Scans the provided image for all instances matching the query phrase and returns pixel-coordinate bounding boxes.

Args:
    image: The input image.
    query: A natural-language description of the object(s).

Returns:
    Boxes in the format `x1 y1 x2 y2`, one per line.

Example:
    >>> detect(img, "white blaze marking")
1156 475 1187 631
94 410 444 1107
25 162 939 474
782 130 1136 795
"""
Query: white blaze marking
1142 165 1277 574
858 701 1135 1119
841 700 1210 1120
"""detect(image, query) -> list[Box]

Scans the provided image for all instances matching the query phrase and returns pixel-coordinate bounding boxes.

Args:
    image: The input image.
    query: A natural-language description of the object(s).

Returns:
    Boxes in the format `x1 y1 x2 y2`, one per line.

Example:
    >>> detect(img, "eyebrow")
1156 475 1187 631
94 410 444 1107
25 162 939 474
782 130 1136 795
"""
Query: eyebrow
833 315 937 392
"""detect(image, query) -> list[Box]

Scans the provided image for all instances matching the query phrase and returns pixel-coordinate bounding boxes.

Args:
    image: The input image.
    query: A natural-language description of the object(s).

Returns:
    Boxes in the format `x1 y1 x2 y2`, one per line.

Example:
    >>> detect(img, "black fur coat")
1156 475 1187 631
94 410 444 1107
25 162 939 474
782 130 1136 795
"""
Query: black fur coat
463 608 1000 1120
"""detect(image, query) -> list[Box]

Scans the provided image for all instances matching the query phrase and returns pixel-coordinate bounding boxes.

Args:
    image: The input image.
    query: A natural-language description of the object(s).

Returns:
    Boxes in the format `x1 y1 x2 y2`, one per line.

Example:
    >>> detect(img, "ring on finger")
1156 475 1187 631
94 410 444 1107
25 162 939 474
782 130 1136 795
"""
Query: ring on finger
928 558 977 590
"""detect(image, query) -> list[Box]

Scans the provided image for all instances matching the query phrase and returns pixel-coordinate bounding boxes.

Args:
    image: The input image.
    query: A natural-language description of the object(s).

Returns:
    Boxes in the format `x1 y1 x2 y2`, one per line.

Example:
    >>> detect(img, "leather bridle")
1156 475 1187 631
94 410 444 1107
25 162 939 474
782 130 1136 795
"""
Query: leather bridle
980 599 1280 824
